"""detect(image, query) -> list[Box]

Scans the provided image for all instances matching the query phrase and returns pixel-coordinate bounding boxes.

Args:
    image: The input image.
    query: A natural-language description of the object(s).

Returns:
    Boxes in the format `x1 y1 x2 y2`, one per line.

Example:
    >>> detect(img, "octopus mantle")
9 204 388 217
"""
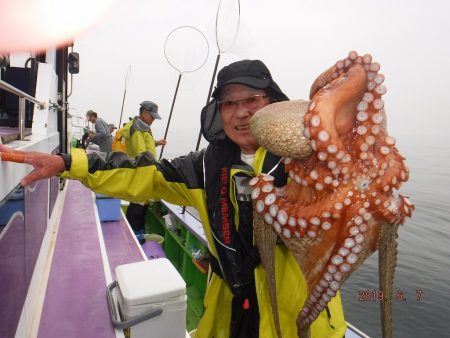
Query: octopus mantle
249 51 414 338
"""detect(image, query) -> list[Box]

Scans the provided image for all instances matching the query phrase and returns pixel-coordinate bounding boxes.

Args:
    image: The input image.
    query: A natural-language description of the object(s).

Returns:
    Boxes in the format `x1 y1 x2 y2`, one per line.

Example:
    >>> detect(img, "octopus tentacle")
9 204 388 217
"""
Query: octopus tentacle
250 51 414 338
297 201 380 329
378 221 399 338
253 208 282 338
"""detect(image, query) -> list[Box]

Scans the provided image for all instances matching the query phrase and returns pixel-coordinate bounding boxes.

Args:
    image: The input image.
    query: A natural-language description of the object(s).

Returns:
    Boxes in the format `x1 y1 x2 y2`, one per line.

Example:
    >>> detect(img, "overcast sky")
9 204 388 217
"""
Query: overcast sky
69 0 450 158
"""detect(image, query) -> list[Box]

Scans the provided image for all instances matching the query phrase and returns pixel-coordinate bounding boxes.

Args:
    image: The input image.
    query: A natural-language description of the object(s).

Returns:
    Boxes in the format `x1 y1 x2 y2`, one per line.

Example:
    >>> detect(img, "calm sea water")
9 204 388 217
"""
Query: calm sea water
341 137 450 337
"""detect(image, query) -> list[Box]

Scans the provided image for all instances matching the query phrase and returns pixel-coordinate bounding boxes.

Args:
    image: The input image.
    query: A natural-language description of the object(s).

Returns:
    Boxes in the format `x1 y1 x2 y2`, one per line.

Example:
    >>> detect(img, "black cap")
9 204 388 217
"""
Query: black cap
201 60 289 145
211 59 288 102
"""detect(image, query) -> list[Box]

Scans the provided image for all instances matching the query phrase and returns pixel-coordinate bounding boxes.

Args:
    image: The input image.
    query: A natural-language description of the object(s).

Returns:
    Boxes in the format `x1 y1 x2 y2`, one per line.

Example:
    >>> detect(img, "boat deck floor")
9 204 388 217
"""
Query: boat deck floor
36 180 145 338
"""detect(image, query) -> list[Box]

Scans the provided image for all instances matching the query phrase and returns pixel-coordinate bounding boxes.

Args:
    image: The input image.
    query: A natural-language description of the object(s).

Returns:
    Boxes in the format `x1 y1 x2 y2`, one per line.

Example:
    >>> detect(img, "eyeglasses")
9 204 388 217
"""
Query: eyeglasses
218 94 268 114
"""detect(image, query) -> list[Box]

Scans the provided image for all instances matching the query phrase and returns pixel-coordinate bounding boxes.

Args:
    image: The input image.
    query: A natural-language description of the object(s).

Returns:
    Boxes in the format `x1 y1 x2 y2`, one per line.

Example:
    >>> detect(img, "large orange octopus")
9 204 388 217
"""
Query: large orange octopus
249 51 414 338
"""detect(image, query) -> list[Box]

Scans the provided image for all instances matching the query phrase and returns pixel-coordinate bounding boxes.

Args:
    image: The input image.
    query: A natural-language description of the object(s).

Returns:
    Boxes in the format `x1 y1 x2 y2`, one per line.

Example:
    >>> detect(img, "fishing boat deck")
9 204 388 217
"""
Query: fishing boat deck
34 180 144 338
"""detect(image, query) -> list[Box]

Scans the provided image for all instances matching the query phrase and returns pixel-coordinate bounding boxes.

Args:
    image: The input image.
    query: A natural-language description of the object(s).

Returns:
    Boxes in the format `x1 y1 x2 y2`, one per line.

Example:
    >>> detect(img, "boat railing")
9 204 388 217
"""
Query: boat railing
346 321 371 338
0 78 46 140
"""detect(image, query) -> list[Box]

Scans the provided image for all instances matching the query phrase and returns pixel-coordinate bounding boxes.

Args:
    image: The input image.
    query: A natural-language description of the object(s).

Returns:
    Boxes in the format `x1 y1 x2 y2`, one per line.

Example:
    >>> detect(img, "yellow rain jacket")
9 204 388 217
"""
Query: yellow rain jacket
61 144 346 338
121 117 157 158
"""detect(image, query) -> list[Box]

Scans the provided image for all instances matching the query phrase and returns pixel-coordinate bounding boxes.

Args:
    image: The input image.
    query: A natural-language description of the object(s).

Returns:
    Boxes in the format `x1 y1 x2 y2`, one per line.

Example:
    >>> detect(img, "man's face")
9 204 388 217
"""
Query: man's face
86 115 95 123
140 111 155 126
218 84 270 154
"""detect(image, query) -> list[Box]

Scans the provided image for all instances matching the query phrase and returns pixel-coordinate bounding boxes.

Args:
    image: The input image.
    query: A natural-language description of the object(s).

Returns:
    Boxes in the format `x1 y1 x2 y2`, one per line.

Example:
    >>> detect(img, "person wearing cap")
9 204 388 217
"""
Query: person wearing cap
121 101 167 237
0 60 346 338
85 110 113 152
121 101 167 158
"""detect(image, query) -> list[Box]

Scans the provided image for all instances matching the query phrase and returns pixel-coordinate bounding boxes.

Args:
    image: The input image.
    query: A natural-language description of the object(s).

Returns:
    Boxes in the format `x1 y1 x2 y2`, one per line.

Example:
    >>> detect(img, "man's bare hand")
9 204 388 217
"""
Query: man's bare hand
156 139 167 146
0 145 65 186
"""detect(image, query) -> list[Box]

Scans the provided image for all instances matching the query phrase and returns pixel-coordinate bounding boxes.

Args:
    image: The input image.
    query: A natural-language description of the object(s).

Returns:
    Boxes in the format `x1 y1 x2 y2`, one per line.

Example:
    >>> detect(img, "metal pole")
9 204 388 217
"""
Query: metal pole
181 53 221 214
0 79 45 109
18 97 26 140
118 86 127 127
162 25 209 161
195 53 221 151
183 0 240 213
159 73 182 160
118 66 131 127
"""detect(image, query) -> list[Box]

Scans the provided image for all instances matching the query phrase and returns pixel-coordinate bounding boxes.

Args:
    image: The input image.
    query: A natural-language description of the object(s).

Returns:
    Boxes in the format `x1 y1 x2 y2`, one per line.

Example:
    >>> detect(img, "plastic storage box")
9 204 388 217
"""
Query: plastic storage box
113 259 187 338
95 194 121 222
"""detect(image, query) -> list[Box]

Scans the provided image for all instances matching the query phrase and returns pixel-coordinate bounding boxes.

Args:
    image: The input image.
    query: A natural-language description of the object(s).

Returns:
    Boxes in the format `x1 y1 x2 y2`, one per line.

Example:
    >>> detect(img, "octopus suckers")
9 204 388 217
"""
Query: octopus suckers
380 146 391 155
249 51 414 336
311 115 321 127
318 130 330 142
357 111 369 122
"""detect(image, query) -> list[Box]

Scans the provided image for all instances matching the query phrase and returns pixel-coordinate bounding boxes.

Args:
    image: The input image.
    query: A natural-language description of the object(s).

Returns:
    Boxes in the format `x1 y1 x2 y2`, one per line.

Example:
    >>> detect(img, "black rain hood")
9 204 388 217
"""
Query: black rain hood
201 59 289 146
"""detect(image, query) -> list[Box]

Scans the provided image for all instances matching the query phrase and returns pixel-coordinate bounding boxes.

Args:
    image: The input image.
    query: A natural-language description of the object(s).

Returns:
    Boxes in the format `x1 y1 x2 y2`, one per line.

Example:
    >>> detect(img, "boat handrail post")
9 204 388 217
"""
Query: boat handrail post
0 78 47 140
18 97 26 140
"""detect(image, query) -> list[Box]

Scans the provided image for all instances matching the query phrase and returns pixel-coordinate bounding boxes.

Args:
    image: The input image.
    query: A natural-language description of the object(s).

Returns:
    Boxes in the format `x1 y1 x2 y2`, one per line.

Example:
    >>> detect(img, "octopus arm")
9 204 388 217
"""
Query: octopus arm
249 51 415 338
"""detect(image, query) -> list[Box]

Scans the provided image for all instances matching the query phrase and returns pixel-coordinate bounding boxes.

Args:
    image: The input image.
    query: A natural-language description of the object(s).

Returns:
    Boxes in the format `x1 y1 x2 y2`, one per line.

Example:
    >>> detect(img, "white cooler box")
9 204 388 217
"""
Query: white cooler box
107 258 187 338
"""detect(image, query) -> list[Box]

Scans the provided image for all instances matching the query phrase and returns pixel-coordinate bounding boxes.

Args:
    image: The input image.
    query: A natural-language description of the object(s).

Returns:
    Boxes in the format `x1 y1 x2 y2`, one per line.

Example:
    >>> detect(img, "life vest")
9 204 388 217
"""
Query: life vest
121 117 156 158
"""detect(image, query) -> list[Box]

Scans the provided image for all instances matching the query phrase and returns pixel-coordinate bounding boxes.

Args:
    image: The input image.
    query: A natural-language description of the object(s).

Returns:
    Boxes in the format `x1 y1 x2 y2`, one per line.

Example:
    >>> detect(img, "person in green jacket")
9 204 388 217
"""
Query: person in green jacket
0 60 347 338
122 101 167 237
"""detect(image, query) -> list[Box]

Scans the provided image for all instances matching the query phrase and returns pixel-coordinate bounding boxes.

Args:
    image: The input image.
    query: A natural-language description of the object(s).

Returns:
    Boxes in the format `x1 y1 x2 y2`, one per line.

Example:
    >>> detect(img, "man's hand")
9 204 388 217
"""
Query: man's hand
0 144 65 186
155 139 167 146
